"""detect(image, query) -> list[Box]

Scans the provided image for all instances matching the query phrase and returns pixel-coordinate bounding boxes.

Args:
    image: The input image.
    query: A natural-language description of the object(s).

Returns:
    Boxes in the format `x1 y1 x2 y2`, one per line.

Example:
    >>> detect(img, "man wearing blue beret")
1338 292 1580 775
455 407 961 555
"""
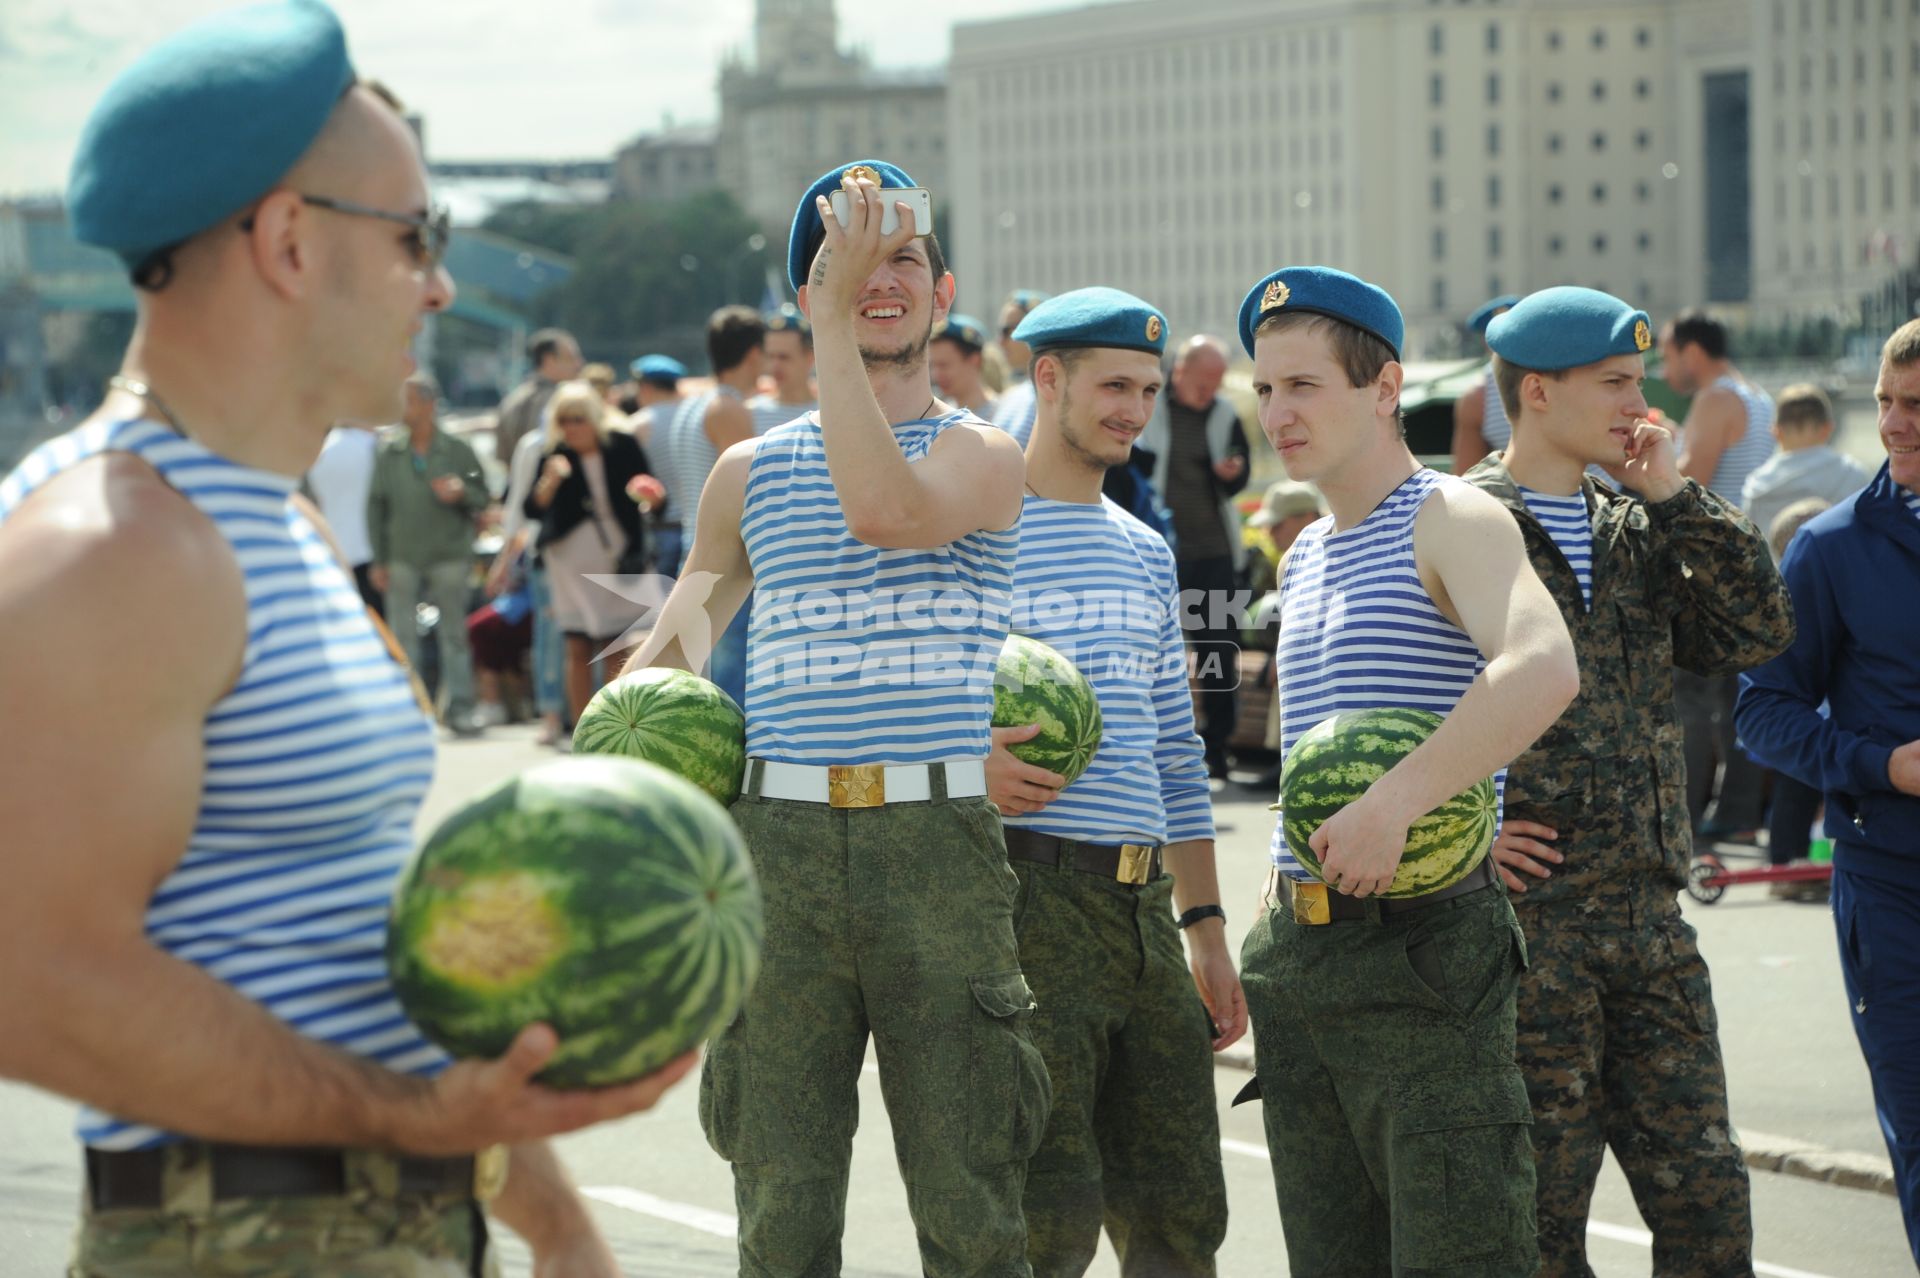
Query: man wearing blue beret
0 3 695 1275
984 287 1242 1275
930 313 1000 420
1450 293 1520 476
1231 266 1579 1275
1464 286 1792 1275
625 160 1033 1274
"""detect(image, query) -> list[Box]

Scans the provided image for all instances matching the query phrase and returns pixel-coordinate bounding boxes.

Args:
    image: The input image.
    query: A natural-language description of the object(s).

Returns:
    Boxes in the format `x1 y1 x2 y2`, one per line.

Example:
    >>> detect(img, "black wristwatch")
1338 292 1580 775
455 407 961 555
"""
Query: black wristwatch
1177 904 1226 930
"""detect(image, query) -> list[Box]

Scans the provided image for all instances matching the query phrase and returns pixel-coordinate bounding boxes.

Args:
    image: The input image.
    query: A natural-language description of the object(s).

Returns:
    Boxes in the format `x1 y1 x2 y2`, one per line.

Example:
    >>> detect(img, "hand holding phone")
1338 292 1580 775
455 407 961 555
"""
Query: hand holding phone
828 187 932 239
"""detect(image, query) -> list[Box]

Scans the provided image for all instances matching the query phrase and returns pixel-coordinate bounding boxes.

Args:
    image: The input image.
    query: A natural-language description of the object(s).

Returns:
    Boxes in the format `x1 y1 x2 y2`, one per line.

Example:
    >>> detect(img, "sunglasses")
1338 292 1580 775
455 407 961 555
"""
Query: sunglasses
556 413 593 425
241 193 452 270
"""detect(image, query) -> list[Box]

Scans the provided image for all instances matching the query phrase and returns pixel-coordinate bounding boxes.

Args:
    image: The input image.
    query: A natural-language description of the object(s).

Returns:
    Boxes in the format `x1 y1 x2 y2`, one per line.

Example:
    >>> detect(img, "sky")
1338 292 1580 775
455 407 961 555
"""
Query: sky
0 0 1089 196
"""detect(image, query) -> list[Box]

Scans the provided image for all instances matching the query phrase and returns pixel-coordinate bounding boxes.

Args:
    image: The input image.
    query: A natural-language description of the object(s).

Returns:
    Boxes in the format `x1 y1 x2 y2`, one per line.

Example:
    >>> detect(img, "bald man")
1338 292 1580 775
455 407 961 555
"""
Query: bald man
1140 335 1254 778
0 6 688 1275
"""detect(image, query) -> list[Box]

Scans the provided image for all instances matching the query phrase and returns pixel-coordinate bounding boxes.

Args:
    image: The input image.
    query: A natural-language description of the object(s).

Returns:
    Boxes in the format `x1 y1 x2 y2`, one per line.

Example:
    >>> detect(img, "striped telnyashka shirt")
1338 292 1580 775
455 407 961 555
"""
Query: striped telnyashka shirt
1478 367 1513 453
747 394 815 438
657 389 730 530
0 417 445 1150
1272 468 1505 877
740 411 1017 765
1002 495 1213 846
1517 487 1594 610
991 380 1039 449
1702 374 1778 507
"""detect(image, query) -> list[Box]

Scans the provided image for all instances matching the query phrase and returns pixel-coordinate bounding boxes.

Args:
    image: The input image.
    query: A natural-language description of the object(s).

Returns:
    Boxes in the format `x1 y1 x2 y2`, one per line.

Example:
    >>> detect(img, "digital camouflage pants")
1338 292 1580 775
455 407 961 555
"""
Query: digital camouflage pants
1514 886 1753 1277
68 1144 494 1277
1012 862 1227 1277
706 781 1052 1277
1239 885 1538 1277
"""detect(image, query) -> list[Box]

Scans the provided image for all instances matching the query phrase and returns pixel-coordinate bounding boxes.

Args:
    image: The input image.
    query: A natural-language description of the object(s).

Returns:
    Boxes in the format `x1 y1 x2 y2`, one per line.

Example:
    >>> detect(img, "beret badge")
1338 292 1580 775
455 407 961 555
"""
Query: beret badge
841 165 880 188
1145 315 1163 342
1261 279 1291 312
1634 319 1652 352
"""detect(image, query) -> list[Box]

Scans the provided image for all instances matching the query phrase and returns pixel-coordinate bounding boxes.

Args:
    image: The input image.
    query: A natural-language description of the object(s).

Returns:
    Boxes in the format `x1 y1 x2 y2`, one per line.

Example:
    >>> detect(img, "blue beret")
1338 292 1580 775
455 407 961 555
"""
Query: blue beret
1238 267 1404 360
1013 287 1169 358
1484 286 1654 371
1007 289 1051 310
1468 294 1522 334
934 313 990 352
630 354 687 382
764 303 809 335
786 159 916 291
68 0 355 266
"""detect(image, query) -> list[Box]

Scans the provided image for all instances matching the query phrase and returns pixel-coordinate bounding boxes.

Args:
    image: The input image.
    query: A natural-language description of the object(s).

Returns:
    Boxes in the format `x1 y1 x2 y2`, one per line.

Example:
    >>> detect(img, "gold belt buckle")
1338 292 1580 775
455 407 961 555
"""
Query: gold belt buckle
472 1144 509 1202
1287 878 1332 926
1118 843 1154 885
827 764 886 808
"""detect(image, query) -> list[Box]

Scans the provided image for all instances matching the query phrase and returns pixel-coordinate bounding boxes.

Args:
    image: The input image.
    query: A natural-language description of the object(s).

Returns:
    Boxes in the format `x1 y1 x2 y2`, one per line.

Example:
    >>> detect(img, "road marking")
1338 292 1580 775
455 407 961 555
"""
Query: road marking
1220 1142 1835 1278
582 1185 737 1238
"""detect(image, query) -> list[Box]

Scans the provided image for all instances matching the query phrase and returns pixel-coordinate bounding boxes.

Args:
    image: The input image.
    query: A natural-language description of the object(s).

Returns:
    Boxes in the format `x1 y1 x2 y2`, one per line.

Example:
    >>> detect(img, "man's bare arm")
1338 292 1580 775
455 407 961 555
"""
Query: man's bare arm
0 457 692 1153
623 442 756 677
1450 381 1491 476
1675 387 1742 487
704 396 755 453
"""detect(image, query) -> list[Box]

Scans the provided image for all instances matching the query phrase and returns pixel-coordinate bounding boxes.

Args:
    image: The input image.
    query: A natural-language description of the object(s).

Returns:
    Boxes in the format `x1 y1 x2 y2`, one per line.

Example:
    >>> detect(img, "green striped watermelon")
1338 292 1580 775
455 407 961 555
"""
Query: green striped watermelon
387 756 763 1088
1279 707 1497 898
572 668 746 807
992 633 1103 784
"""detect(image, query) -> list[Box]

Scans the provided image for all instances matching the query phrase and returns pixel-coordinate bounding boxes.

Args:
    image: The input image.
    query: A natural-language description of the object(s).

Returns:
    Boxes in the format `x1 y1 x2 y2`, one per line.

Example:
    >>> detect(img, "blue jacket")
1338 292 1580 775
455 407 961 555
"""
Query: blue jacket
1736 461 1920 873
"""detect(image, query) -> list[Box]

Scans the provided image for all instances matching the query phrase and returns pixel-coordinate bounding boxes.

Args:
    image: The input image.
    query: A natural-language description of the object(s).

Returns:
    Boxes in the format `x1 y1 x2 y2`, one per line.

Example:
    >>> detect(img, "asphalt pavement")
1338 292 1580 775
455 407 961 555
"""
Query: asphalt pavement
1 724 1909 1275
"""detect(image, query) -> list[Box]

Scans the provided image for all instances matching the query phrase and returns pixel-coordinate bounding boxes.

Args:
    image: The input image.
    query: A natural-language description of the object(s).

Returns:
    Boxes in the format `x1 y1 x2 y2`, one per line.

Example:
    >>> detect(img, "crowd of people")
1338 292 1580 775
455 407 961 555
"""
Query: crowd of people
2 3 1919 1278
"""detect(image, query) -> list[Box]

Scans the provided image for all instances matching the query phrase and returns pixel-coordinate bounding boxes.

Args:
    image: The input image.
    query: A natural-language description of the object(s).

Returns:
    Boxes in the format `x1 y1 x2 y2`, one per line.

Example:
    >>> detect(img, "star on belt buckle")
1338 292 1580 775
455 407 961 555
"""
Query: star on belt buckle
1118 844 1154 885
1288 879 1332 925
473 1144 508 1202
827 764 885 808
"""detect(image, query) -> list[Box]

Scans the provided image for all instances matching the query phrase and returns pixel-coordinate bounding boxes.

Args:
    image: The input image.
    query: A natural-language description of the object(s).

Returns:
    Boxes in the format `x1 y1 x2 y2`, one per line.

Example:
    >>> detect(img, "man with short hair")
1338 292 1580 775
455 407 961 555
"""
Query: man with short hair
750 304 817 436
626 160 1036 1275
0 6 689 1274
1661 309 1778 838
1449 293 1520 476
1465 286 1793 1277
1233 266 1579 1277
1737 318 1920 1264
1139 335 1252 780
1741 381 1870 550
626 352 687 448
989 288 1243 1276
990 288 1050 447
494 326 581 461
369 373 490 734
930 313 999 419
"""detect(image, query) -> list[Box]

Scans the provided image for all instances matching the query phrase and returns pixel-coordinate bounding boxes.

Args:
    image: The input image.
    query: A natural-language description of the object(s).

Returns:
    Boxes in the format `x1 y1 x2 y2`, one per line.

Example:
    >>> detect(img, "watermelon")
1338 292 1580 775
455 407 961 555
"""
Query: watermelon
992 633 1103 784
572 668 747 807
388 756 763 1087
1278 707 1497 898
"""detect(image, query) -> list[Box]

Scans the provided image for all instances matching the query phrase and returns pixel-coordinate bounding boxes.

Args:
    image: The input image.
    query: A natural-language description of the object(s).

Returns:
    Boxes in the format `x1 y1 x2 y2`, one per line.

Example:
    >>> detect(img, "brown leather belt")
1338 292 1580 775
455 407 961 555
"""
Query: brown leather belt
1280 858 1500 925
84 1144 485 1211
1004 826 1162 886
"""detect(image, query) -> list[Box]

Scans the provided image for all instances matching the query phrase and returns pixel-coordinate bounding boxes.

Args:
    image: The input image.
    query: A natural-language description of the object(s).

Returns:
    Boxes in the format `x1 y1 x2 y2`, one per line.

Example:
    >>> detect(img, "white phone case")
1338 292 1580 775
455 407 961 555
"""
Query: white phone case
828 187 932 237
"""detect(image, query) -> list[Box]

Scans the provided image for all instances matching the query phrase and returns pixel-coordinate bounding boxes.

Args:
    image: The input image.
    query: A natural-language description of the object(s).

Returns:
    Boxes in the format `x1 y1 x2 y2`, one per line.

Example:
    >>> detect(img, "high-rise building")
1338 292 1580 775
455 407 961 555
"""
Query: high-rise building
719 0 948 238
949 0 1917 354
612 125 721 205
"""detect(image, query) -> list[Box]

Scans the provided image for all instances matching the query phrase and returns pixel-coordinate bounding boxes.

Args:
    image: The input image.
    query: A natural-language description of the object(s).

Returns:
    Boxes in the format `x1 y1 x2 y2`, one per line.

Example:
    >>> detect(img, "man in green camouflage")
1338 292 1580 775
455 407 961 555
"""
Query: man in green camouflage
1463 287 1795 1276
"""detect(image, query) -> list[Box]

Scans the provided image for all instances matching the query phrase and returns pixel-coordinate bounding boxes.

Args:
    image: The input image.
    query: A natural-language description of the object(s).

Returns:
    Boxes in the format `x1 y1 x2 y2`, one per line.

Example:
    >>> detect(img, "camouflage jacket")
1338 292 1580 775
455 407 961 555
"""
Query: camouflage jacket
1463 458 1795 903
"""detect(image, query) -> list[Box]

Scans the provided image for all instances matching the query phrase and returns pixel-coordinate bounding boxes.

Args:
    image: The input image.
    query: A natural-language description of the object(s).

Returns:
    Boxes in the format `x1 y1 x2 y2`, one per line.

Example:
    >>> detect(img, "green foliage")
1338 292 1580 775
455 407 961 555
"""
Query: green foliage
482 191 779 367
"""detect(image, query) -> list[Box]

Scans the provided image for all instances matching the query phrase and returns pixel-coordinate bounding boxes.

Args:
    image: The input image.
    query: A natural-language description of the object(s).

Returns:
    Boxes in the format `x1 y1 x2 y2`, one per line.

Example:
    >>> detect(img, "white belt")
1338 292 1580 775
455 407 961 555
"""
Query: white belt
751 758 987 807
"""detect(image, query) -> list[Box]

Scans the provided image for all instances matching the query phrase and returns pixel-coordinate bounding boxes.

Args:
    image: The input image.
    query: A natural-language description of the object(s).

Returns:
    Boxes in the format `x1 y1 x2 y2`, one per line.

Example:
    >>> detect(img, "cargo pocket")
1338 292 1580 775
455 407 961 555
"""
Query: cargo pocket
966 970 1052 1169
1388 1066 1537 1268
698 1015 765 1167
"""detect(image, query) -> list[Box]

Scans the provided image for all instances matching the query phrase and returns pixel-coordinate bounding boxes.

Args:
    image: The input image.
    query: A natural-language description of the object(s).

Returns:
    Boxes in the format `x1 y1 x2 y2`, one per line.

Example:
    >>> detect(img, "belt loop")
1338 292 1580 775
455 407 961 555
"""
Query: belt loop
162 1143 214 1216
930 761 951 805
1055 837 1074 872
1364 897 1386 927
744 758 764 801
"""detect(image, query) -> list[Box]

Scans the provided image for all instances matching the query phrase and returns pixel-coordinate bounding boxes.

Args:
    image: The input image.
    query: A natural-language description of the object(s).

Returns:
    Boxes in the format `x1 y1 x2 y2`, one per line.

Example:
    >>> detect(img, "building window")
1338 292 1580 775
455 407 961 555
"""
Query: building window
1591 27 1606 49
1488 274 1503 296
1637 232 1652 251
1549 183 1564 203
1487 73 1500 103
1637 181 1651 201
1636 78 1652 99
1546 30 1562 51
1593 182 1608 202
1547 81 1562 102
1488 124 1501 155
1431 125 1445 158
1430 24 1443 54
1635 26 1651 47
1592 132 1608 151
1433 278 1448 312
1548 133 1563 152
1434 228 1447 259
1489 225 1503 256
1593 233 1609 254
1548 235 1564 256
1430 74 1444 106
1488 174 1503 207
1592 81 1607 101
1487 23 1500 52
1635 129 1652 150
1432 177 1446 209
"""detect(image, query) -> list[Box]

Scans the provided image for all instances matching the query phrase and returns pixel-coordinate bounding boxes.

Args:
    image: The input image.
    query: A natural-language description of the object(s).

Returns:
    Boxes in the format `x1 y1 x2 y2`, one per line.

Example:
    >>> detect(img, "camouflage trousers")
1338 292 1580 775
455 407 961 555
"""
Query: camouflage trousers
1514 886 1752 1278
68 1144 495 1277
705 781 1052 1277
1012 862 1227 1277
1239 885 1538 1277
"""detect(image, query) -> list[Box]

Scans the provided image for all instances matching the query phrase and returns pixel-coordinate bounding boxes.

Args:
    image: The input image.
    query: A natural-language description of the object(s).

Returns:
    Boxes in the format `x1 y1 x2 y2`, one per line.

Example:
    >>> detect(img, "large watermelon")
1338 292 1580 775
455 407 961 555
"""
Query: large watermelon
388 756 763 1087
1279 707 1497 898
572 668 746 807
992 634 1103 784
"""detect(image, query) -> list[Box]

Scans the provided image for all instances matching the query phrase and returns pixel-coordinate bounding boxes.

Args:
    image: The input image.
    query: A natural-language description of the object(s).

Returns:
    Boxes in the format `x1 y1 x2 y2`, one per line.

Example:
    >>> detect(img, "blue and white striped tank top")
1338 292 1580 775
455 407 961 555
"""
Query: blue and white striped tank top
1478 367 1512 453
657 389 728 529
1517 487 1594 610
0 417 445 1149
1003 496 1213 845
748 394 815 438
991 380 1039 449
1271 468 1505 876
740 411 1018 765
1703 374 1777 506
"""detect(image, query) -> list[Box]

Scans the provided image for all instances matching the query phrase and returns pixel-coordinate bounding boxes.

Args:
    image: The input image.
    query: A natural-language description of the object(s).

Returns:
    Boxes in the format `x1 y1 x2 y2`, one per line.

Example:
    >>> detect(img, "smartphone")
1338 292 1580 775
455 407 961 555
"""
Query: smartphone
828 186 932 238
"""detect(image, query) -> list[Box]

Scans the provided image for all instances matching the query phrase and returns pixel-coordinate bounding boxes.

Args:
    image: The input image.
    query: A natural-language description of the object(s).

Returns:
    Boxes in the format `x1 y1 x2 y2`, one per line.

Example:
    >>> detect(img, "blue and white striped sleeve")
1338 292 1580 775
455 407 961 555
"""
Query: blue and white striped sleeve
1151 561 1215 843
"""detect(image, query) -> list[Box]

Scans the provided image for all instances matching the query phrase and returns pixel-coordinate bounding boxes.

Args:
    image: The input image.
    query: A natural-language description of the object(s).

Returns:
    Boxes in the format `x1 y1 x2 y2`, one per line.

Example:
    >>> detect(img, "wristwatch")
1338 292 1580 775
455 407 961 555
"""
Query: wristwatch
1177 904 1226 929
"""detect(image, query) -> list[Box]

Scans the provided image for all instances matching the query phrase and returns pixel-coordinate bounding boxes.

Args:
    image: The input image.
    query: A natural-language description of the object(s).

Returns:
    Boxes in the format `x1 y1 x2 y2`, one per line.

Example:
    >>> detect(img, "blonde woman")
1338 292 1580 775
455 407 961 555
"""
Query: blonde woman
521 380 660 722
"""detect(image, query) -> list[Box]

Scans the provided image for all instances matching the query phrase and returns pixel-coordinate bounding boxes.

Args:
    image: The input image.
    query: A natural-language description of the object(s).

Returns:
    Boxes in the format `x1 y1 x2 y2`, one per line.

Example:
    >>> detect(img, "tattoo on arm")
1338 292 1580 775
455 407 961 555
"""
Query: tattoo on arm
810 251 829 288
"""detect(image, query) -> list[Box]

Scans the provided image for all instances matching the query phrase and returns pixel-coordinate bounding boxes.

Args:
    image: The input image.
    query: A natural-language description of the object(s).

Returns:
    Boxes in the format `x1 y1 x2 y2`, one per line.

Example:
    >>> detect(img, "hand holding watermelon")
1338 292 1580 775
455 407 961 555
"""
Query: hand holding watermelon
986 723 1066 815
990 635 1103 787
1307 791 1419 899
